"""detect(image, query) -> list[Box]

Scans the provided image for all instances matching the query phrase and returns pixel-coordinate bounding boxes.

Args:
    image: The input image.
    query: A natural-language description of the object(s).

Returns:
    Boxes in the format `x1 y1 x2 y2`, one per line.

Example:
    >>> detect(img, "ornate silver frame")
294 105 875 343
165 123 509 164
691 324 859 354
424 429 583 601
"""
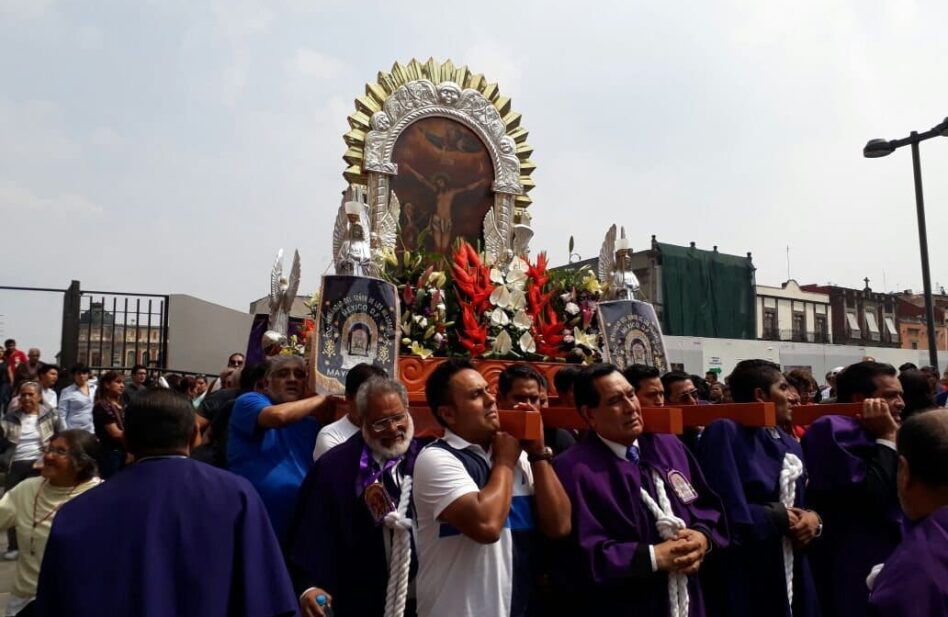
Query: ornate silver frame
358 78 527 267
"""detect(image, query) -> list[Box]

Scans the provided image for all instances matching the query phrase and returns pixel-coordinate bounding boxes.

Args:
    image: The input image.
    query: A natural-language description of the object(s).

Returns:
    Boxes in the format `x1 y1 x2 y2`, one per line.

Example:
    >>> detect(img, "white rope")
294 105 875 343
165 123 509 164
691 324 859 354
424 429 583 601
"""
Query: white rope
640 471 690 617
779 453 804 611
383 474 413 617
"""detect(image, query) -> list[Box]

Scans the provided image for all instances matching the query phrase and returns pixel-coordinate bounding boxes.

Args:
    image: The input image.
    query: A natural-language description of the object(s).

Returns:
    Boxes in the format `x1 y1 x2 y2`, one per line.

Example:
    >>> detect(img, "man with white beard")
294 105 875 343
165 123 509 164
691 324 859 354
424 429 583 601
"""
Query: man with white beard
288 377 422 617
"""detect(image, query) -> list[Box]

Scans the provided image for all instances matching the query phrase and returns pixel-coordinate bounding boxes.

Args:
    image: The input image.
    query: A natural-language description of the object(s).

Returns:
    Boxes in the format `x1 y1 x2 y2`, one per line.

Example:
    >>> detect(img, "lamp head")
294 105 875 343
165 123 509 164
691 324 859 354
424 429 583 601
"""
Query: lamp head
938 117 948 137
864 138 895 158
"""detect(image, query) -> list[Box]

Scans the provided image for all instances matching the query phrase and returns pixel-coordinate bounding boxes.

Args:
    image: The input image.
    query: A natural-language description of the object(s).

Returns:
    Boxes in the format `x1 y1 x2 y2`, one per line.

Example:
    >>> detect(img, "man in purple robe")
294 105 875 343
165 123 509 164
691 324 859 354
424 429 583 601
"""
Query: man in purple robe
801 361 905 617
35 389 297 617
552 364 728 617
288 377 422 617
867 408 948 615
695 359 822 617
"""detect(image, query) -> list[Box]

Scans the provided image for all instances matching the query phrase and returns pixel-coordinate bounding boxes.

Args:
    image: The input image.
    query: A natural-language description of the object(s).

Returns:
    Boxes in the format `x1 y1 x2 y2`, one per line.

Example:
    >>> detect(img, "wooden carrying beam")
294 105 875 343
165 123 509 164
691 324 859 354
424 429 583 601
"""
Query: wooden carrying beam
407 405 684 439
539 407 683 435
679 403 777 428
791 402 864 426
408 407 543 440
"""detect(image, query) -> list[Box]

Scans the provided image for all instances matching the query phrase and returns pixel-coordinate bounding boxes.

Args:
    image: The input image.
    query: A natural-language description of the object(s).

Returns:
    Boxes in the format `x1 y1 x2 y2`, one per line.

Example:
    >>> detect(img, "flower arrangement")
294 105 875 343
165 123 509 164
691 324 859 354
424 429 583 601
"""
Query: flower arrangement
382 249 452 360
371 238 603 364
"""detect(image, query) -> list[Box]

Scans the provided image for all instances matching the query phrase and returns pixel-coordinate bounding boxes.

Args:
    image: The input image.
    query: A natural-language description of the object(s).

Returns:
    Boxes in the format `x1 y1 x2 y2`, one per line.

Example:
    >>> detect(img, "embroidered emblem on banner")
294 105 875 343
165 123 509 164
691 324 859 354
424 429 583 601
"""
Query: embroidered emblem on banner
363 481 396 525
667 469 698 504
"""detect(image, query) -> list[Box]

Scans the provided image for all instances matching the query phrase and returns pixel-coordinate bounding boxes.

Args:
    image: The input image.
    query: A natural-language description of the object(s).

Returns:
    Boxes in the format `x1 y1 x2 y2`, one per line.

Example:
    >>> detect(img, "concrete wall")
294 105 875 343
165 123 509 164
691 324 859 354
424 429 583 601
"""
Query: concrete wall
665 335 948 379
167 294 253 374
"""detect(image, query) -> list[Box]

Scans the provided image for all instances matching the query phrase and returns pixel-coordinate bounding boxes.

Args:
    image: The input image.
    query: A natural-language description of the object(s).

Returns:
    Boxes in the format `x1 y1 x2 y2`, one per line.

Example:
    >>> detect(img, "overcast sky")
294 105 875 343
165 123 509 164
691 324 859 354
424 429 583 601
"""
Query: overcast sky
3 0 948 357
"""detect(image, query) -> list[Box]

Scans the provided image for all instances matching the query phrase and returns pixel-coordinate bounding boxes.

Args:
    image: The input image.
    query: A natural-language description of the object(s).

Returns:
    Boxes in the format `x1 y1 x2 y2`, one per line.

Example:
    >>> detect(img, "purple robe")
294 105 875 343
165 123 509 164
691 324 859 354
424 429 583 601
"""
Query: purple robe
801 416 902 617
287 432 421 617
552 431 728 617
35 457 297 617
868 506 948 616
695 420 820 617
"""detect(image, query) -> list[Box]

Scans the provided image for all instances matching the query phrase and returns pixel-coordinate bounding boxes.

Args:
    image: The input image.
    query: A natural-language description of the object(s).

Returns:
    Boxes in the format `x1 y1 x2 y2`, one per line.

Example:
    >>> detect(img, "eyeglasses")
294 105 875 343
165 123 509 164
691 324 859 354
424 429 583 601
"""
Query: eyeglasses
369 412 408 433
676 389 700 402
43 446 73 458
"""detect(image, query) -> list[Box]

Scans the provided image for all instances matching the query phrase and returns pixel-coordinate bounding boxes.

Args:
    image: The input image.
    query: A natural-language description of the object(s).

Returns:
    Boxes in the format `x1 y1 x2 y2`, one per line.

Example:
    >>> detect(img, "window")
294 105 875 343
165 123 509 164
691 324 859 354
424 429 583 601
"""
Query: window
792 312 806 341
865 310 881 341
846 312 861 337
815 315 828 343
884 316 898 338
763 310 778 339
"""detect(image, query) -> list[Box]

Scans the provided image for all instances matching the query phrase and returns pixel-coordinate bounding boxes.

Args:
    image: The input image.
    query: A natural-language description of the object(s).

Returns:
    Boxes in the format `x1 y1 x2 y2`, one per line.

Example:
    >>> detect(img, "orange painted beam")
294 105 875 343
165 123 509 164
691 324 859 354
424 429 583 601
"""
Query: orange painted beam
679 402 777 428
407 405 684 438
539 406 683 435
791 403 864 426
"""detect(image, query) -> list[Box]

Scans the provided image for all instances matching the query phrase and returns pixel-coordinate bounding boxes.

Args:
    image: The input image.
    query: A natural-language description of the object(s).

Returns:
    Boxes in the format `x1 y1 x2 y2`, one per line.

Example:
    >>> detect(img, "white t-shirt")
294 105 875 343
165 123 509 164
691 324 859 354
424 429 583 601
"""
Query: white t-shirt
41 388 57 411
13 415 42 462
412 429 534 617
312 415 360 461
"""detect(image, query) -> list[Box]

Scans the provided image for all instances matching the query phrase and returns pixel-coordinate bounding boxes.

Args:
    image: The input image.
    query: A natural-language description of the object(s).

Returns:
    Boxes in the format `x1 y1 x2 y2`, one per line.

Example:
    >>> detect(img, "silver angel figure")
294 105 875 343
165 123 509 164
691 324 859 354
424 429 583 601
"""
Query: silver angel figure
370 190 400 270
264 248 301 352
483 195 514 268
332 198 375 277
598 225 641 300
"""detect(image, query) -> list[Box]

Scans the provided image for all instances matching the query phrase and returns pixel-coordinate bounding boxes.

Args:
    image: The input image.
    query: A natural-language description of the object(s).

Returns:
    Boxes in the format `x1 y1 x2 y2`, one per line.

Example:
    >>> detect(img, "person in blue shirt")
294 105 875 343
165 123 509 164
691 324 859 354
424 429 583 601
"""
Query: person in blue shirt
228 356 337 544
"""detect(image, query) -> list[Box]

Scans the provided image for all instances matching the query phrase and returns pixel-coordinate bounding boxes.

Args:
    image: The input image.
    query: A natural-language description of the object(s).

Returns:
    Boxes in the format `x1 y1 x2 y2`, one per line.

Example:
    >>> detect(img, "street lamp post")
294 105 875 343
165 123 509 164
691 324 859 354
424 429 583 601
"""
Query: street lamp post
864 117 948 370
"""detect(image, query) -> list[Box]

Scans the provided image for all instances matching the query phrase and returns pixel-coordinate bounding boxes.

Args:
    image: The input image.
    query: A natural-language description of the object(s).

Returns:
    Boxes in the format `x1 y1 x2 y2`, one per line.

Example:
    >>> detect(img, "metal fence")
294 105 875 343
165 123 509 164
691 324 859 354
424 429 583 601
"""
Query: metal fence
73 287 169 374
1 281 170 374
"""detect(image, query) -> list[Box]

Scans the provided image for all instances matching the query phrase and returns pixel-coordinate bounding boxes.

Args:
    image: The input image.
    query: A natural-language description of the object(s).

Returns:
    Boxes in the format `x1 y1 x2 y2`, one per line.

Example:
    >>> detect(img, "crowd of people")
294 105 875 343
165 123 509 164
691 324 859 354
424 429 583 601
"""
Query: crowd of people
0 334 947 616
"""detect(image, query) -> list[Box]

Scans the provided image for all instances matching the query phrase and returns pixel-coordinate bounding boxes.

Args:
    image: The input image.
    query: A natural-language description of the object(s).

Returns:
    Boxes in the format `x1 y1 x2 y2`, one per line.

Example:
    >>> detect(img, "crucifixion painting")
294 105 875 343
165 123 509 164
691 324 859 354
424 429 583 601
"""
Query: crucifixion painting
391 117 494 255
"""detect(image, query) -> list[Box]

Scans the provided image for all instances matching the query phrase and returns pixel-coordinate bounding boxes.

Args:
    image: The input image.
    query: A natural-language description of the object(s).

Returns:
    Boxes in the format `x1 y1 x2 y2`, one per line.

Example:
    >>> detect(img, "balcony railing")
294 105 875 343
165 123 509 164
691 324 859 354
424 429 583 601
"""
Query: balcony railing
760 330 829 343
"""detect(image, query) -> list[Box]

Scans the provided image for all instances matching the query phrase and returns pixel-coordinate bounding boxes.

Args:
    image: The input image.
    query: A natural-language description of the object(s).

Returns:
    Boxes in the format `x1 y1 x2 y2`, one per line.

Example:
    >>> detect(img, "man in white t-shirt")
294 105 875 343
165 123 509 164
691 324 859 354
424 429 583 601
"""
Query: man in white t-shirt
312 363 387 461
412 359 572 617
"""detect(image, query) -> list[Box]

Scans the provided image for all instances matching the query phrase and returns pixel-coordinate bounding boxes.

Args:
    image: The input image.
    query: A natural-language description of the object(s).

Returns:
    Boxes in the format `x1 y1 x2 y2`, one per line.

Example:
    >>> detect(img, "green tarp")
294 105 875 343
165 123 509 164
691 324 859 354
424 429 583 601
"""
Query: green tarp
657 242 756 339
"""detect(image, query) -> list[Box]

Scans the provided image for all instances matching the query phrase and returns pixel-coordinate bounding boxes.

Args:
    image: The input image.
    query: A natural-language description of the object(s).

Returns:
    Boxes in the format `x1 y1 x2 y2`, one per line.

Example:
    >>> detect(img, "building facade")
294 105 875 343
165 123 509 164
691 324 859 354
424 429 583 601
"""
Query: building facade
801 281 900 347
896 294 948 351
756 280 832 343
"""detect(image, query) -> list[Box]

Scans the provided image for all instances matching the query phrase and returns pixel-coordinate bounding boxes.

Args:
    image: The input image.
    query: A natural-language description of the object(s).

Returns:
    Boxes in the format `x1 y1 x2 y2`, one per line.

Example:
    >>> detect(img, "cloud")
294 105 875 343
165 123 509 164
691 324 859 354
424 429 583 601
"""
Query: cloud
76 25 104 50
210 0 274 39
293 48 347 79
0 179 103 216
0 0 54 19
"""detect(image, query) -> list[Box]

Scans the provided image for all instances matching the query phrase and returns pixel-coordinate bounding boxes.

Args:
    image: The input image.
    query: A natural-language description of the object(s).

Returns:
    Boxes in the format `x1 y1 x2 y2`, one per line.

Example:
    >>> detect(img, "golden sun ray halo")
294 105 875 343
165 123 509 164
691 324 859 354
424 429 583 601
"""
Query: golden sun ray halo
342 58 536 208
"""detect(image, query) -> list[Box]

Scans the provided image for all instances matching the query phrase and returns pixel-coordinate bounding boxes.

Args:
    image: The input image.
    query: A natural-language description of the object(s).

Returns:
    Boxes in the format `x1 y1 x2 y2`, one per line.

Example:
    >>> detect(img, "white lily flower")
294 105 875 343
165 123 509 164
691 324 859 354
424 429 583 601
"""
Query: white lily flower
493 330 513 355
510 257 530 273
519 331 536 354
506 267 527 289
490 284 511 308
573 327 599 350
512 311 533 330
564 301 580 315
490 307 510 327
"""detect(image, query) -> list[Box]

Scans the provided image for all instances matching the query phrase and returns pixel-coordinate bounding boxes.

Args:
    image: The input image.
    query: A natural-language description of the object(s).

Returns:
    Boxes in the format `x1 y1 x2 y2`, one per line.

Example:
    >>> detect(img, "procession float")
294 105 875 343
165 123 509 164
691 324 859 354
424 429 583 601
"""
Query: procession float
254 58 861 436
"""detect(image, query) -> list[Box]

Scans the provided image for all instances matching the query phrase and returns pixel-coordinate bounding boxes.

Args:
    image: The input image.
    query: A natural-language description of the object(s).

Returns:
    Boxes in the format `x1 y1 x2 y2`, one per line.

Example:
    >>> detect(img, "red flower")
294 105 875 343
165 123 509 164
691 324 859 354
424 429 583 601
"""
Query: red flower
457 304 487 356
452 241 493 315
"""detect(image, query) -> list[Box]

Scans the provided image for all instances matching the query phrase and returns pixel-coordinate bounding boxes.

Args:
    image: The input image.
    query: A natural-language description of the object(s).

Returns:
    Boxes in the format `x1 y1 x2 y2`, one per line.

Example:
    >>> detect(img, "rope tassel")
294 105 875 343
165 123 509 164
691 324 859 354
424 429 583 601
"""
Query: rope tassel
640 472 690 617
383 474 413 617
779 453 804 611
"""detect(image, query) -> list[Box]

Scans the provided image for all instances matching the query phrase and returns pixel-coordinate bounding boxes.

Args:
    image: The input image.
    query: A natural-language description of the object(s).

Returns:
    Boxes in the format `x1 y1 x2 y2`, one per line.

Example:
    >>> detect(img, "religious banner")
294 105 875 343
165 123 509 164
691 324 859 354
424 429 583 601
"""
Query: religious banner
598 300 668 372
313 275 400 395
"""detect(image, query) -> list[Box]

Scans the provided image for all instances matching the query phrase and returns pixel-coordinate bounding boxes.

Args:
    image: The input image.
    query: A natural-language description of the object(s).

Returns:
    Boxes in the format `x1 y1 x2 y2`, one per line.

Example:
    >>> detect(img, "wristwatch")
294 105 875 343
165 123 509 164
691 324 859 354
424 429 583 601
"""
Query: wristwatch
528 446 554 463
